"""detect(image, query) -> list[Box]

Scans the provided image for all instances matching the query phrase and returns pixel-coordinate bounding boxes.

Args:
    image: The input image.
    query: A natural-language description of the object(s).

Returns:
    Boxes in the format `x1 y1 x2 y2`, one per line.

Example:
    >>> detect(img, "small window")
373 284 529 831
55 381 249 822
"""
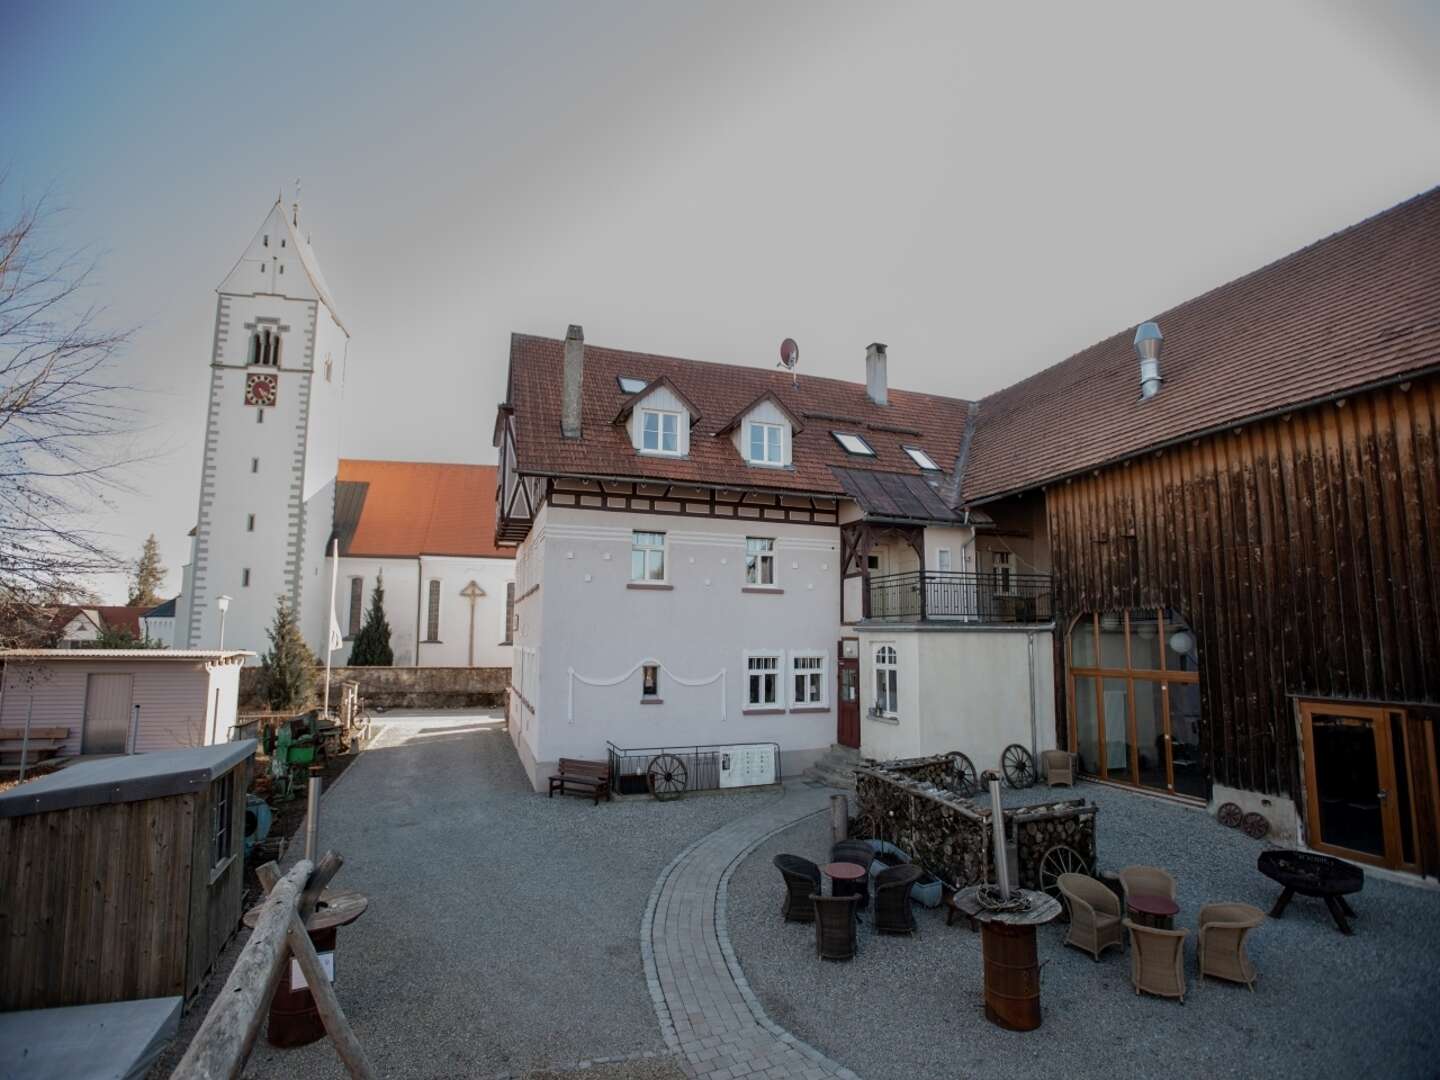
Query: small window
642 663 660 699
348 577 363 636
937 548 952 573
640 409 680 454
745 537 775 586
256 408 264 423
263 235 269 247
746 653 781 707
748 422 783 465
324 355 333 382
502 582 515 645
992 550 1013 594
631 531 666 581
426 579 441 641
280 237 286 248
211 772 234 868
618 376 649 394
278 264 285 275
246 513 255 532
904 446 940 471
248 332 262 366
832 432 875 456
874 645 898 716
791 653 827 707
867 554 880 571
251 457 259 473
242 568 251 587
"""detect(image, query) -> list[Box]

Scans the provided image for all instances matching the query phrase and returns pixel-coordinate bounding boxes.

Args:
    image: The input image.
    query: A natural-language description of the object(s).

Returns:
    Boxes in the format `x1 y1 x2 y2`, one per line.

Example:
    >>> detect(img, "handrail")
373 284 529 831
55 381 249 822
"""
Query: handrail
867 569 1054 623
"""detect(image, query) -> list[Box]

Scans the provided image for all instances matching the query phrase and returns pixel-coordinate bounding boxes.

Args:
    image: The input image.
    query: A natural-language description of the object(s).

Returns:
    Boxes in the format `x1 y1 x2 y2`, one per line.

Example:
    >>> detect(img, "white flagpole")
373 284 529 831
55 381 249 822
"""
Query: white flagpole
324 537 338 717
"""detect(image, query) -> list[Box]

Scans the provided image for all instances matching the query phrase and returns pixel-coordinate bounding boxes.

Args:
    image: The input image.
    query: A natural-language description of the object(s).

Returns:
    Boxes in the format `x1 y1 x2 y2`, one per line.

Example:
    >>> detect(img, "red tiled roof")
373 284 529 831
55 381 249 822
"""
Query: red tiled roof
962 187 1440 501
505 337 973 496
50 606 149 637
335 460 511 559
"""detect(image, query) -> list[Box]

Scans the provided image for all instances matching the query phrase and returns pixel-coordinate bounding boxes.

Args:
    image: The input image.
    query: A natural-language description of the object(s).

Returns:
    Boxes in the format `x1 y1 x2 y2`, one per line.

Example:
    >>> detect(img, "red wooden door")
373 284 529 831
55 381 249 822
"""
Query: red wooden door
837 639 860 749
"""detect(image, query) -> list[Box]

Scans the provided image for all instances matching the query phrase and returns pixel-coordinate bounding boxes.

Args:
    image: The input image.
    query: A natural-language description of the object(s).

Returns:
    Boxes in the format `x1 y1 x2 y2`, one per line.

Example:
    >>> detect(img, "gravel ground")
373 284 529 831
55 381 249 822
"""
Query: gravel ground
152 710 779 1079
727 781 1440 1080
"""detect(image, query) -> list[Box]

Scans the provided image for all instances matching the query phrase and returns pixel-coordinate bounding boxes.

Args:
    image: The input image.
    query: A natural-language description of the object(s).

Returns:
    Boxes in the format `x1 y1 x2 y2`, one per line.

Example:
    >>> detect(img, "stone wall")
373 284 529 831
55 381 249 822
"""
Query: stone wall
239 666 509 710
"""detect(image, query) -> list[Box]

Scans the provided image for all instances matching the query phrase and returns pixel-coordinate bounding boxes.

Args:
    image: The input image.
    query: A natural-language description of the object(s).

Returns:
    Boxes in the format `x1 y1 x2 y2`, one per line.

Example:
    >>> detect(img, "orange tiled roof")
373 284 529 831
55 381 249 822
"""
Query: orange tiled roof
334 460 511 559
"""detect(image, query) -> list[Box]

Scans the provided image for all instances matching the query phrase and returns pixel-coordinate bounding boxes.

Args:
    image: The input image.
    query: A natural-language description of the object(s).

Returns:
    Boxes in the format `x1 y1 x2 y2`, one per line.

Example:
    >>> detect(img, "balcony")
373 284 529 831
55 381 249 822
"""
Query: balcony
866 570 1054 623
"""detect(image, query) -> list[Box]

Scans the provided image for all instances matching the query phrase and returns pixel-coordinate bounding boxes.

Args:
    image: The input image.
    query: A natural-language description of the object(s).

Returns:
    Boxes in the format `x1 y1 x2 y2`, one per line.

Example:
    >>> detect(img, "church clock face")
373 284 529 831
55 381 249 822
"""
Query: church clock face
245 372 278 407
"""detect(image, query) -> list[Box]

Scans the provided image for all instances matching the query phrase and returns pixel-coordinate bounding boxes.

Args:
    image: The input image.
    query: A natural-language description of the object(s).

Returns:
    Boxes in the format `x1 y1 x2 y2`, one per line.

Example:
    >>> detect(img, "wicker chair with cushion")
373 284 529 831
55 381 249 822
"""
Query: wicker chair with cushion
1057 873 1124 961
1124 920 1190 1002
811 893 860 960
1198 902 1265 990
872 863 925 935
1118 865 1178 909
773 854 822 923
1041 750 1076 787
830 840 876 908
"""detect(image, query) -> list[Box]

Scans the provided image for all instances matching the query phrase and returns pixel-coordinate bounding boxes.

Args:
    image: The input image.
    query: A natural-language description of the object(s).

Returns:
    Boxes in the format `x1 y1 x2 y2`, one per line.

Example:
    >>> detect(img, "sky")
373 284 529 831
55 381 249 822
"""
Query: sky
4 0 1439 602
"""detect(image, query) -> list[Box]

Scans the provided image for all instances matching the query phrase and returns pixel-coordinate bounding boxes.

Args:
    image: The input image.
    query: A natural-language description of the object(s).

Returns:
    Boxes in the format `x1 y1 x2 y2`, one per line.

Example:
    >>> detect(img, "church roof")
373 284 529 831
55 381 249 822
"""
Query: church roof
216 198 348 334
332 460 511 560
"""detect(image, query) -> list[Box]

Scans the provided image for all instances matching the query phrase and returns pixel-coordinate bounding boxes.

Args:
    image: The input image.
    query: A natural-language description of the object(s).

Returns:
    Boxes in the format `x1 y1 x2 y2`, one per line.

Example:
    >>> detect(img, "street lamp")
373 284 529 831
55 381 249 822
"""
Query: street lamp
216 595 232 650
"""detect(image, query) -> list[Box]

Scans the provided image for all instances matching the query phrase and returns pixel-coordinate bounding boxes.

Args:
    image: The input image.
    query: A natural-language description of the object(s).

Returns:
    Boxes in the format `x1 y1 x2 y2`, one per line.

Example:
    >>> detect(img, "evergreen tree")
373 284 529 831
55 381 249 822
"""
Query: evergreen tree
259 594 317 710
347 572 394 666
127 534 166 607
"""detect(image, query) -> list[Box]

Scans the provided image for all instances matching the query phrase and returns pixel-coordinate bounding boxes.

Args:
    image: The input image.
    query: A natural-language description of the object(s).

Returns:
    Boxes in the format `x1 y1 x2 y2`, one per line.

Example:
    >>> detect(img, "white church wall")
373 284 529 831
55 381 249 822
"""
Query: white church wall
415 555 515 668
333 558 421 666
298 310 348 655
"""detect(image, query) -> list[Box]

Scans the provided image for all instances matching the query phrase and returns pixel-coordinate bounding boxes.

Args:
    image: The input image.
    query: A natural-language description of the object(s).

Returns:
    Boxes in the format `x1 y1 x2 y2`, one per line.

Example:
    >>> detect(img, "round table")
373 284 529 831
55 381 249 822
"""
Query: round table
1258 849 1363 935
1126 892 1180 929
822 862 869 909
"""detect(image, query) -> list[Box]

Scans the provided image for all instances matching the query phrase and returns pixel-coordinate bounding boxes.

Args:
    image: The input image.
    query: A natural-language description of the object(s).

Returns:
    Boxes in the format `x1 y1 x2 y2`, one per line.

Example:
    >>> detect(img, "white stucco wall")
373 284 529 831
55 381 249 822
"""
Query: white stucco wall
514 504 842 788
856 626 1056 770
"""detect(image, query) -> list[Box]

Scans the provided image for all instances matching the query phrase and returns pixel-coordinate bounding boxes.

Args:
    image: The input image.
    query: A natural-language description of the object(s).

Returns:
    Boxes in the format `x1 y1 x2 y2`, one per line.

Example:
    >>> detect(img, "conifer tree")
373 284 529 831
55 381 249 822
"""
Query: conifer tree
347 571 394 666
127 534 166 607
259 594 316 710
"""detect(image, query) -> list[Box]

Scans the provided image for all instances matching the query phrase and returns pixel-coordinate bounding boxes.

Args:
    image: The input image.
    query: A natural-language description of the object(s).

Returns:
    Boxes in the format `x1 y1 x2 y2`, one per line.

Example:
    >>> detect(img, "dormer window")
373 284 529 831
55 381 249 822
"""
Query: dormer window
904 446 940 471
618 376 648 394
748 423 783 465
640 409 680 455
833 432 875 456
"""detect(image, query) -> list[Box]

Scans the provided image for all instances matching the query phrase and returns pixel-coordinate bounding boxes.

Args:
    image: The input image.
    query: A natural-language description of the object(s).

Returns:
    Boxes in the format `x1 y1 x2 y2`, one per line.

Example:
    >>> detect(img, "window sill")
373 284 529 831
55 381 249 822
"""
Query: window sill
423 639 442 644
744 461 792 470
867 711 900 726
789 706 830 714
627 582 674 590
741 586 784 594
208 853 237 886
640 698 664 705
742 707 785 715
638 449 686 459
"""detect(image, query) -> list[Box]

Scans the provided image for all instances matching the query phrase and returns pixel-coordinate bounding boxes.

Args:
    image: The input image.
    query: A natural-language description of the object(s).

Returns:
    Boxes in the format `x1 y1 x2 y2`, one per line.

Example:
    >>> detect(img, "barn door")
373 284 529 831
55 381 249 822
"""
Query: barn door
82 673 134 754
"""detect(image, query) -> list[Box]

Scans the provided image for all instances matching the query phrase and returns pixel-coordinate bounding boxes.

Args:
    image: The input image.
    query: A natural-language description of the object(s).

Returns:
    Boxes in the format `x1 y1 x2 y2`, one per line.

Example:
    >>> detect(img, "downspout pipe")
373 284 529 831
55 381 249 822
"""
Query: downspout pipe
1026 630 1038 762
415 557 423 668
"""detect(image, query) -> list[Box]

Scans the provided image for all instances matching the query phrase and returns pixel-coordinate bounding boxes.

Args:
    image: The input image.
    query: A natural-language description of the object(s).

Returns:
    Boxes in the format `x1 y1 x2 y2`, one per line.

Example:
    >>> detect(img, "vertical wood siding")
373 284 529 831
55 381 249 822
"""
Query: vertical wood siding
1046 376 1440 796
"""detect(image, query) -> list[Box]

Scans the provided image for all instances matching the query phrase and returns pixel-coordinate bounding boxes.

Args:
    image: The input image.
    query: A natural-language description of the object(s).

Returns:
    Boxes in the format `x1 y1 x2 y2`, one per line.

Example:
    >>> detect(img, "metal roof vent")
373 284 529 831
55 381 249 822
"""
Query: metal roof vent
1134 322 1164 400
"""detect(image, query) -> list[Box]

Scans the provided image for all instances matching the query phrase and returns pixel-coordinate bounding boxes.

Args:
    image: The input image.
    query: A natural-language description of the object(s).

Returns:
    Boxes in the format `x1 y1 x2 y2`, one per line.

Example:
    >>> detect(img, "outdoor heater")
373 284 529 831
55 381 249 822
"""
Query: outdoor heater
952 771 1061 1031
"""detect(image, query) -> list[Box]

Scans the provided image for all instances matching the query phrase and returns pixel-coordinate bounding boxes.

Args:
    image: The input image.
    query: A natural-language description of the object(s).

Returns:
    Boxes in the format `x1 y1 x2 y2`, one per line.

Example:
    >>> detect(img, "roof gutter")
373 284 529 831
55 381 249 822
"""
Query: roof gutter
512 467 845 503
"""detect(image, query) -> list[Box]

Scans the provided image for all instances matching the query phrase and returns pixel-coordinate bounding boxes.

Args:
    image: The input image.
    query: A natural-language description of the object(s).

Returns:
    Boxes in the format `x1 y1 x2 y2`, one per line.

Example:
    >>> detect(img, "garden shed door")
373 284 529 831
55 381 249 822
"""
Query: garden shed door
82 673 134 754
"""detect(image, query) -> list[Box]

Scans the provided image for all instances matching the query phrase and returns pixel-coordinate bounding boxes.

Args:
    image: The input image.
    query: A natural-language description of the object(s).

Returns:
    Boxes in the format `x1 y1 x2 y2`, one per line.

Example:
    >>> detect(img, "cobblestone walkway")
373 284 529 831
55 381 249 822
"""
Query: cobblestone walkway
643 783 860 1080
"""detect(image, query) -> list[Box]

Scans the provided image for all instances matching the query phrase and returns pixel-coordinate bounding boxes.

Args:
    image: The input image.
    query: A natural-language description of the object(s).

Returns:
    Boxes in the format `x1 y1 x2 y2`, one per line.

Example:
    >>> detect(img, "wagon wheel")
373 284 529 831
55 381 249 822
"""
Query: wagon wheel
1241 812 1270 840
1039 843 1091 916
1001 744 1036 789
948 752 978 797
646 754 688 801
1217 802 1243 829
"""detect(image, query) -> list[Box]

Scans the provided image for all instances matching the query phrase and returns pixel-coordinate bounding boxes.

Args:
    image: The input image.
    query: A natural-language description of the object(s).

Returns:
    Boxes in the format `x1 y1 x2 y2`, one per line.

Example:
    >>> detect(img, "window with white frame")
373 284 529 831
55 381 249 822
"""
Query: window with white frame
745 537 775 586
640 409 680 454
791 652 827 707
992 550 1013 594
832 431 876 456
426 579 442 641
631 531 666 581
748 422 783 465
874 644 898 716
937 548 952 573
904 445 940 471
746 653 782 707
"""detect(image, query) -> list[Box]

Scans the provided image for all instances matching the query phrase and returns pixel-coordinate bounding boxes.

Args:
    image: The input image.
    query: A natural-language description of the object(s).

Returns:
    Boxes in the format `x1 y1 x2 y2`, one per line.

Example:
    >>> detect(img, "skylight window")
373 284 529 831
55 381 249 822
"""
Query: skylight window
904 446 940 471
617 376 649 394
832 432 876 457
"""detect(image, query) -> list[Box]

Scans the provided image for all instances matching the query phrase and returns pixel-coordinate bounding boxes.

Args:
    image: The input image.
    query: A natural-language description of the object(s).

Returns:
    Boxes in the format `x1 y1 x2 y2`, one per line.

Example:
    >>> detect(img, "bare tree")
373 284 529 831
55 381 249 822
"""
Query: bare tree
0 190 135 644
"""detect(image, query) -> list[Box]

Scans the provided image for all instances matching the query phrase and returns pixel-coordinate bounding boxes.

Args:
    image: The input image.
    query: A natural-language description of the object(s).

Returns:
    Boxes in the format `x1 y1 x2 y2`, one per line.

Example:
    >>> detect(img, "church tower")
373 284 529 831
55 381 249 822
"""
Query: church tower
181 198 349 657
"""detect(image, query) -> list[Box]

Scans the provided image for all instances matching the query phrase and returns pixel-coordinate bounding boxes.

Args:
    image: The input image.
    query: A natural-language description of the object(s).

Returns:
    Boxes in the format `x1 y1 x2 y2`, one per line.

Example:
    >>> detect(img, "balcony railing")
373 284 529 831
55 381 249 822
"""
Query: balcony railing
867 570 1054 623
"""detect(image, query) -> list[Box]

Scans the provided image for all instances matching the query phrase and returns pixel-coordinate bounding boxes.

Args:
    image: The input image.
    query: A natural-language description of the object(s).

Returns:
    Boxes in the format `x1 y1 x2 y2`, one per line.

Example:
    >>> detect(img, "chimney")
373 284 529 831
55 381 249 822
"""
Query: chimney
1134 322 1163 400
865 342 888 406
562 324 585 438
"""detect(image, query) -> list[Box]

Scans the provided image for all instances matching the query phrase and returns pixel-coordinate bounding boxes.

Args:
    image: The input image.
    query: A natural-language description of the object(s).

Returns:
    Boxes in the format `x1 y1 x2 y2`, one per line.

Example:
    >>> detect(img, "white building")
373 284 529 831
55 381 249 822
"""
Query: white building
495 328 1054 790
173 199 514 667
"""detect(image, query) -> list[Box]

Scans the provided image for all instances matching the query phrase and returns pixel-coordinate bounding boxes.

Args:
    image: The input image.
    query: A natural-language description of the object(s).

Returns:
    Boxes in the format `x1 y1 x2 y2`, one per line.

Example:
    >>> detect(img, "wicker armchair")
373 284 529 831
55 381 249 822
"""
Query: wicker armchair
773 854 822 923
1057 873 1124 961
1198 902 1265 990
1118 865 1178 909
1124 920 1190 1002
811 893 860 960
830 840 876 908
872 864 924 935
1041 750 1075 787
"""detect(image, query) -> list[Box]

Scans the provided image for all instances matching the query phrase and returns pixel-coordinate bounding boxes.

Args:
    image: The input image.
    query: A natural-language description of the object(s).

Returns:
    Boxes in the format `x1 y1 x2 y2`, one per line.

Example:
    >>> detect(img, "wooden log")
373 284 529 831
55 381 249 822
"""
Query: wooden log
300 851 345 916
171 859 313 1080
285 908 375 1079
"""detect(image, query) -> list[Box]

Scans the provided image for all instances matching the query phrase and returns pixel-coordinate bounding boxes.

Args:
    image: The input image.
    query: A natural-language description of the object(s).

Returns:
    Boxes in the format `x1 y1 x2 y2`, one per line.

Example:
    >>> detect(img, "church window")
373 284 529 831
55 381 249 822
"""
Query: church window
324 355 333 382
242 568 251 587
272 334 282 366
256 409 264 423
348 577 363 636
280 238 286 248
263 235 269 247
246 514 255 532
251 457 259 473
425 580 441 642
278 264 284 275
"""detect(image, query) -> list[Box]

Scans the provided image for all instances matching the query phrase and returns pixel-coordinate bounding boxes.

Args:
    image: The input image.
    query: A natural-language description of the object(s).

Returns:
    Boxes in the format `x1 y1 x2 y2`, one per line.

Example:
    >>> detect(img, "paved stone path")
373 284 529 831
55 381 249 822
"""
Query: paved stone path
643 783 861 1080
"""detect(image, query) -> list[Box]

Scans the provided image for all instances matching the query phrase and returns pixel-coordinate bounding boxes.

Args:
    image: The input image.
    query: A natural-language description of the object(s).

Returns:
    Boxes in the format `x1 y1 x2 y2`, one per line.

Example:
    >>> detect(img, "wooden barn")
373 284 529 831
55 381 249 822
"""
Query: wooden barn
0 741 255 1010
958 187 1440 876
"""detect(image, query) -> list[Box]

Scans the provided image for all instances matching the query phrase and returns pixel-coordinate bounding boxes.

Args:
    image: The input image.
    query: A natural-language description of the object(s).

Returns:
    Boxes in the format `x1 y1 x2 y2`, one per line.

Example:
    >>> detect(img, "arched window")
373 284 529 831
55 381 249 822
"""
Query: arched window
1068 609 1203 799
874 644 898 717
249 332 262 366
262 330 273 366
272 333 281 367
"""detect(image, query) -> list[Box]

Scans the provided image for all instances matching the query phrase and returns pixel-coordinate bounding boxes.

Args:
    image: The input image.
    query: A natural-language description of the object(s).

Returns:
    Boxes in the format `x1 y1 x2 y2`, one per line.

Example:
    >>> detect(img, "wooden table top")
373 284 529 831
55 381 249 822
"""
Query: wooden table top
1126 892 1180 917
953 885 1062 926
822 862 868 880
243 888 369 932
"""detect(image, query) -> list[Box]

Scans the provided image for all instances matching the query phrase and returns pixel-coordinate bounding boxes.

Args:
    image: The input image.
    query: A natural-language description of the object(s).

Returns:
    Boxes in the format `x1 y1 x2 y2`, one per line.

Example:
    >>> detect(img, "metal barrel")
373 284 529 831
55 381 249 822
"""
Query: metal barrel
980 921 1042 1031
266 925 338 1047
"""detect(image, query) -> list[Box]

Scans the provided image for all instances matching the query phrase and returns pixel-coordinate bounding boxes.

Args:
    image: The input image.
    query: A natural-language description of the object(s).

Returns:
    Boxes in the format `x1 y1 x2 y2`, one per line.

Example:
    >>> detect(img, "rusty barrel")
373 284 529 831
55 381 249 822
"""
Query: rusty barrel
980 920 1042 1031
267 925 337 1047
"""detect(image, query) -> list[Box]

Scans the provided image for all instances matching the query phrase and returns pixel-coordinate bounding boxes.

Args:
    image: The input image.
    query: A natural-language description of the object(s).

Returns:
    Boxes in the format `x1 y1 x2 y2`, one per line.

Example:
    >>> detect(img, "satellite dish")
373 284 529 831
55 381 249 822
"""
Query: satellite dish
779 338 799 370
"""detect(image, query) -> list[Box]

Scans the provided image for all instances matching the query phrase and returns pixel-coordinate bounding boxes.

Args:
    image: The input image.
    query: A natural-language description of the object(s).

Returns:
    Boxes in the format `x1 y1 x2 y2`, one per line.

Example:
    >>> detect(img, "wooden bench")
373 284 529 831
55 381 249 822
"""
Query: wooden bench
0 727 72 770
547 758 612 805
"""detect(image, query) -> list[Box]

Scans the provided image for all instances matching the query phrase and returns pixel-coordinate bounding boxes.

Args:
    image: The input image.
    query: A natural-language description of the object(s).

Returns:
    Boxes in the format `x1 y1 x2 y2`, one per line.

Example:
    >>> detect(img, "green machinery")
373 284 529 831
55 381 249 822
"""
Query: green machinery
264 716 319 801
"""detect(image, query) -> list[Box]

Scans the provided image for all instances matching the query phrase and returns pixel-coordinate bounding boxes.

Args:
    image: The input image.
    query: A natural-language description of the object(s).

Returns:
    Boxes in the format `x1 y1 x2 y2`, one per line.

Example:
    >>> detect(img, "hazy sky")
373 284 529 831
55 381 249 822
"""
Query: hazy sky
4 1 1439 601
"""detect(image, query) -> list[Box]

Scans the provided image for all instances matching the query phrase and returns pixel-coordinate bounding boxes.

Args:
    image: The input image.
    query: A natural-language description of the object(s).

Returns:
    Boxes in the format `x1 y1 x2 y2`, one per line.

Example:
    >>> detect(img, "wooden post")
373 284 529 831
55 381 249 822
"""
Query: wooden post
830 794 849 846
286 912 375 1079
